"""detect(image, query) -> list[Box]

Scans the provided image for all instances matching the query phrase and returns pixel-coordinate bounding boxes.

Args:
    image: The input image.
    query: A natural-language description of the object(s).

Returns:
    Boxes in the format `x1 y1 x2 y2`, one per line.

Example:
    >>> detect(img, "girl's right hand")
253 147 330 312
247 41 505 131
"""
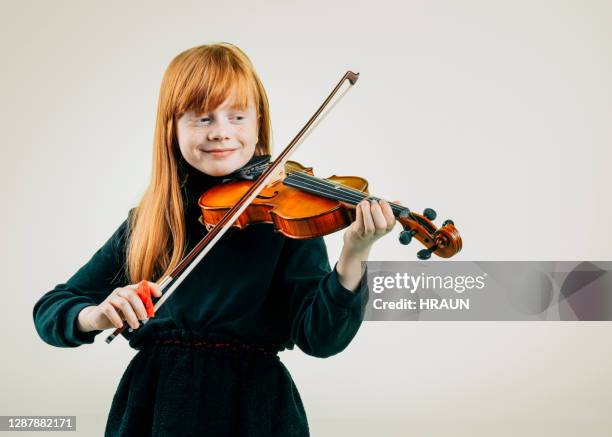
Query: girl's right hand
77 282 162 332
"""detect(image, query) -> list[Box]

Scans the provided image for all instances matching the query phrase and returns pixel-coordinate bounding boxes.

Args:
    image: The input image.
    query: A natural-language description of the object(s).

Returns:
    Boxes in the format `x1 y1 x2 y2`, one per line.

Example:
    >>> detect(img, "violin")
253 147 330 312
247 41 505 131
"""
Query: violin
198 160 462 260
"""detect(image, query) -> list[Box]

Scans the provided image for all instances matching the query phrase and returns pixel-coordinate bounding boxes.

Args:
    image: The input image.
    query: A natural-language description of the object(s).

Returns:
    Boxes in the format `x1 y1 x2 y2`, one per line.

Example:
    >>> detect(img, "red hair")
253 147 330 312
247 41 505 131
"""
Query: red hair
126 43 272 283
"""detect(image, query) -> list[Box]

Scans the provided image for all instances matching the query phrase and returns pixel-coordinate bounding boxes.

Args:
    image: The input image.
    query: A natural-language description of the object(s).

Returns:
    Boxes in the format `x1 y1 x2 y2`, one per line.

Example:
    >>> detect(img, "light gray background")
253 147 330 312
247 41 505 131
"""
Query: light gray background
2 0 611 436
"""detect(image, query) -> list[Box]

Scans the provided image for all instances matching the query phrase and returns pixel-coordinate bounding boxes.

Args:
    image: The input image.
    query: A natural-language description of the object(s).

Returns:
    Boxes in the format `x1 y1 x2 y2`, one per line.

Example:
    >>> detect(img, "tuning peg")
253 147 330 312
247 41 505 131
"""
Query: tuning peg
423 208 437 220
399 229 417 245
442 219 454 227
417 245 438 260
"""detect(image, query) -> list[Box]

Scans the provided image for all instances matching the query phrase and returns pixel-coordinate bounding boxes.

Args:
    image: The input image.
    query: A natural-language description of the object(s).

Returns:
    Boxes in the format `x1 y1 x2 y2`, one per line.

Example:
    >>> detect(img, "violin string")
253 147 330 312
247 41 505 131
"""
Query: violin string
285 172 371 204
286 171 401 211
284 172 436 231
286 172 439 233
288 171 400 207
285 171 408 216
286 171 401 209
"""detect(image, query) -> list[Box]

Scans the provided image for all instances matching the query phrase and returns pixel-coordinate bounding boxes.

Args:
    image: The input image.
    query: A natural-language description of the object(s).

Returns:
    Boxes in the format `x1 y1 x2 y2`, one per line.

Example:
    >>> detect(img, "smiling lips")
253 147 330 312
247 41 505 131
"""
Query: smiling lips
203 148 237 157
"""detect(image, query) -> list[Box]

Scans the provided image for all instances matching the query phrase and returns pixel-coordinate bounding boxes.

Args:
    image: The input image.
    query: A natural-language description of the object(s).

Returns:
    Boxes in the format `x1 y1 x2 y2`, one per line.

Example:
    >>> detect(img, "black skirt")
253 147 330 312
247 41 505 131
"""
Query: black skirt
105 329 309 436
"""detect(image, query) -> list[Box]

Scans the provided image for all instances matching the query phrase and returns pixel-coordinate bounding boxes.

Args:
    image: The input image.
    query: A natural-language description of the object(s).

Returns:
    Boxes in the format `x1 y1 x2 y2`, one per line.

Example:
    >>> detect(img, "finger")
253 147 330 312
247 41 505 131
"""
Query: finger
353 201 364 234
370 200 388 235
117 288 148 321
379 200 396 230
102 305 124 329
110 295 140 329
362 201 375 235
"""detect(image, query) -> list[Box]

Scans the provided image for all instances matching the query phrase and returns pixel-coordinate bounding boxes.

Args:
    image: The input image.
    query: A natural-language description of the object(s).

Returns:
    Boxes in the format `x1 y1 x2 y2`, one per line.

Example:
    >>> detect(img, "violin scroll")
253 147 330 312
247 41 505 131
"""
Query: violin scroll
396 208 462 260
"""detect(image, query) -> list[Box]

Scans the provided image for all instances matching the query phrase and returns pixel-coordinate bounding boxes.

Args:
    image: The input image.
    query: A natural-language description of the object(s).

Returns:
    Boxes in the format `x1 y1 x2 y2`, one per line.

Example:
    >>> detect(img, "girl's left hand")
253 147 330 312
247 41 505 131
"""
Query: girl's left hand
342 199 397 255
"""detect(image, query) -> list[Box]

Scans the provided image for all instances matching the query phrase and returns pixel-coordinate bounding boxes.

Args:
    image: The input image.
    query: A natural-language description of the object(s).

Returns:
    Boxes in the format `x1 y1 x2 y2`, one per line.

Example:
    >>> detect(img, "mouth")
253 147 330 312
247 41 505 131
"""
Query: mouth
202 148 238 157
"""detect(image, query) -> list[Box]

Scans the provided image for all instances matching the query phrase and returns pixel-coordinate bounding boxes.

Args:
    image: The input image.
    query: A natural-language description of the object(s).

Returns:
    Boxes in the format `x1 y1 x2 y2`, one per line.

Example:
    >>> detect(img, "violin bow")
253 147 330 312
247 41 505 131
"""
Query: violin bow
106 71 360 343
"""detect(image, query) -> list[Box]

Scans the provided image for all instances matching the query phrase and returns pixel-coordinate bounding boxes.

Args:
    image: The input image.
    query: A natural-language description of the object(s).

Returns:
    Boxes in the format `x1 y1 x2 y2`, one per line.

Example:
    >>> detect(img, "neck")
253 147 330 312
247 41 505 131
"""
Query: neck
283 171 408 217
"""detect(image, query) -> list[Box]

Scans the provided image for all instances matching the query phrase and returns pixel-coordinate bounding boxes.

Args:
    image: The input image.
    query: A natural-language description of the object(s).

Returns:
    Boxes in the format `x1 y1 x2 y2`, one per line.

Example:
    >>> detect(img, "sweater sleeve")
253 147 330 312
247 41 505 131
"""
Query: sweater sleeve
33 213 131 348
278 236 369 358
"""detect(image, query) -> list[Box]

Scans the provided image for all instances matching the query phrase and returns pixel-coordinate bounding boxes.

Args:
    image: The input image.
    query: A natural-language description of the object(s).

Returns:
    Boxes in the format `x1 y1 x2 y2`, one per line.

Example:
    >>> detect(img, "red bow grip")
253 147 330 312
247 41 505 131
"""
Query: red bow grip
136 280 156 318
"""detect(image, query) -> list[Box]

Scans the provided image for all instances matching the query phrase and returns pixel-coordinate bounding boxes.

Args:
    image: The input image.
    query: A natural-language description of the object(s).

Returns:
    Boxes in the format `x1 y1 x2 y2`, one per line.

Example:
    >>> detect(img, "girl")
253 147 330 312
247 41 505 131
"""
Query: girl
33 42 396 436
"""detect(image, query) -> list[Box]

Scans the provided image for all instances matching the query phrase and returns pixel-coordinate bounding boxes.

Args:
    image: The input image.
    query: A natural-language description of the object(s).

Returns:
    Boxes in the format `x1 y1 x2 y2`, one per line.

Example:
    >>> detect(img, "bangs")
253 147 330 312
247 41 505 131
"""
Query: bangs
174 56 258 117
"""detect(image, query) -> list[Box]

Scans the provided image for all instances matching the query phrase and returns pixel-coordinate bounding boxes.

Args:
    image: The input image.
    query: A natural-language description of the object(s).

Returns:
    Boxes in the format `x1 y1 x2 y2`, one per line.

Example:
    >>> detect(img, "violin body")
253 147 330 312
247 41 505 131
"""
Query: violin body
199 161 367 239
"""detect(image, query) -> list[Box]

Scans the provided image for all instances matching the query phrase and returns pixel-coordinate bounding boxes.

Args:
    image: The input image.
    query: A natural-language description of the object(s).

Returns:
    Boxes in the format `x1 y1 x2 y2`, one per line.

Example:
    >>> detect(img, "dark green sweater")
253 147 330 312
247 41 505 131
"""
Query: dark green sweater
33 165 368 357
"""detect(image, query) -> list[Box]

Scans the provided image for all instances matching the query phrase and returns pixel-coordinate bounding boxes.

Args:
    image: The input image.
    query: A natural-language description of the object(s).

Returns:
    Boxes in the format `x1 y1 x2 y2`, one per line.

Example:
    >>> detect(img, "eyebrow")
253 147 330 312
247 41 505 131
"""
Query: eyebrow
197 103 249 112
227 104 249 111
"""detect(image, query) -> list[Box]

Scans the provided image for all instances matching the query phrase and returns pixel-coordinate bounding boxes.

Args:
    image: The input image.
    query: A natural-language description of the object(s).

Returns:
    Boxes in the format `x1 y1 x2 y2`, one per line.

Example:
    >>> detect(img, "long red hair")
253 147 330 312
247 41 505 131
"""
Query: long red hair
126 42 272 283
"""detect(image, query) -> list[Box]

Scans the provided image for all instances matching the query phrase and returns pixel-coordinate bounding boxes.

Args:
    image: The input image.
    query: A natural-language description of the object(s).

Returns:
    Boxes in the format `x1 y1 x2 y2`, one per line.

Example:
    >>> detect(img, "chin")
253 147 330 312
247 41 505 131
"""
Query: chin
205 168 232 177
202 160 242 177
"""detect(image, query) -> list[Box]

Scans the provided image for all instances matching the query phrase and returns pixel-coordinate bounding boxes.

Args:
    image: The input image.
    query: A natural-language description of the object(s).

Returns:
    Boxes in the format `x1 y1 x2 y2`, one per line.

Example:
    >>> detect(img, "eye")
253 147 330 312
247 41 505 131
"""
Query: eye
198 117 211 124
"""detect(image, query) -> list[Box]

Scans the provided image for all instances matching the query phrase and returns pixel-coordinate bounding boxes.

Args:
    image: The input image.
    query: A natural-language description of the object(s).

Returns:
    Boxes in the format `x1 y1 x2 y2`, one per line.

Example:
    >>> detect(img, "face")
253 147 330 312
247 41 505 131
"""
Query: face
176 94 258 177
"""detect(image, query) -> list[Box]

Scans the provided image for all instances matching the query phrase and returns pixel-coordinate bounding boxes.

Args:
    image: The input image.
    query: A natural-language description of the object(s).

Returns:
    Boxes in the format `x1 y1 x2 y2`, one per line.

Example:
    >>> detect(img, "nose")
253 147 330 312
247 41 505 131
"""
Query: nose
207 119 231 141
